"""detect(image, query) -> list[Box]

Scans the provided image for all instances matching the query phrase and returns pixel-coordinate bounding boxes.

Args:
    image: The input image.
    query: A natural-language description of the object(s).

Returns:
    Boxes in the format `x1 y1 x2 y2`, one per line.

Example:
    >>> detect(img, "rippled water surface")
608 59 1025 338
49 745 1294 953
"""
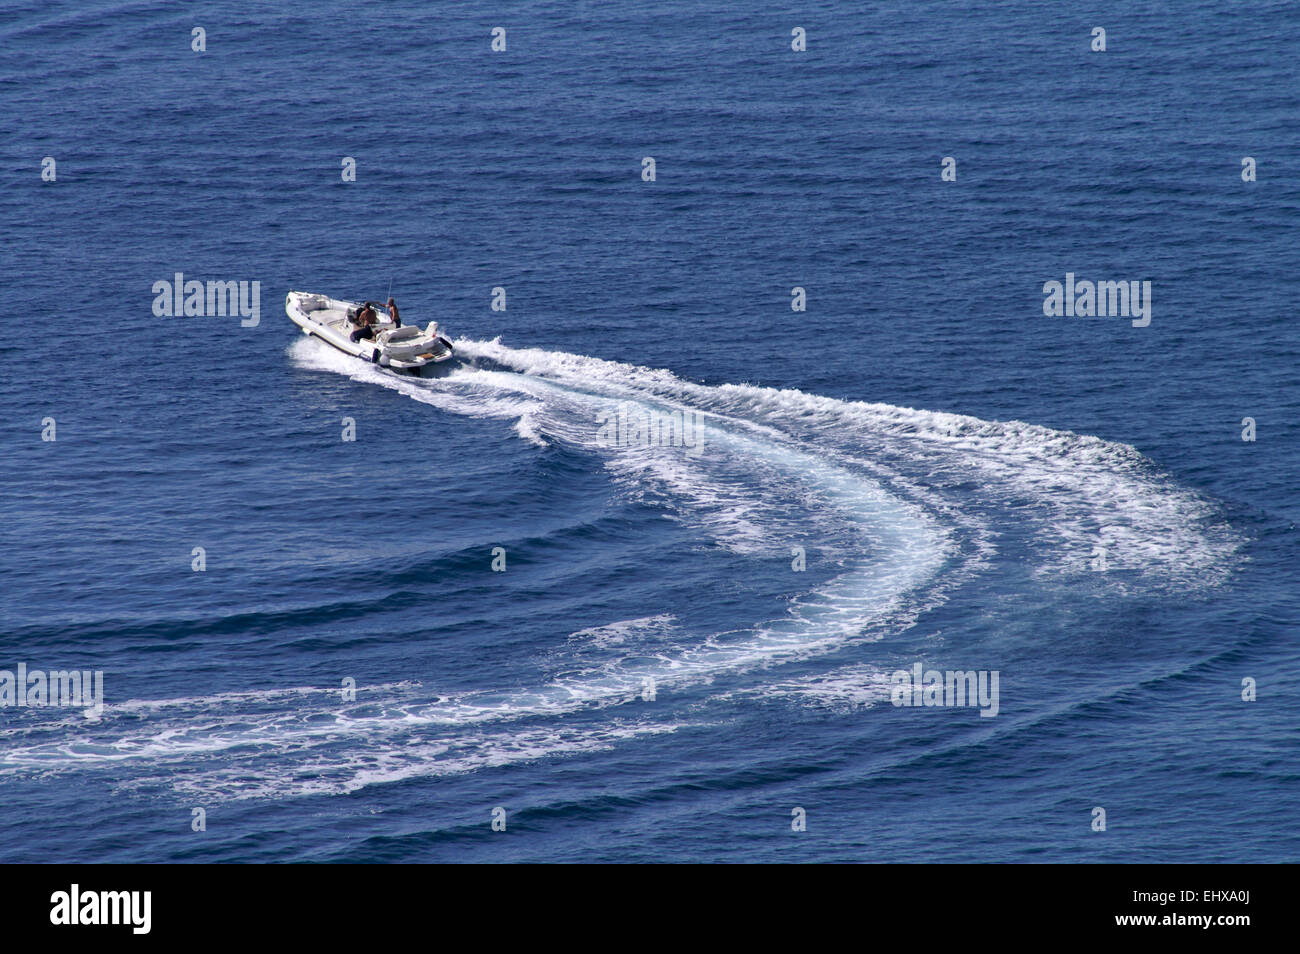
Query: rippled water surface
1 0 1297 862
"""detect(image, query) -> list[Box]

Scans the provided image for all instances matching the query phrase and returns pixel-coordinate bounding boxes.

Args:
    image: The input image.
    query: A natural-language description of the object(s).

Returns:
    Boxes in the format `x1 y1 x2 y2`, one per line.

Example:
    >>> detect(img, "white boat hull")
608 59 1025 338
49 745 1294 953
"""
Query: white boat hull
286 291 454 373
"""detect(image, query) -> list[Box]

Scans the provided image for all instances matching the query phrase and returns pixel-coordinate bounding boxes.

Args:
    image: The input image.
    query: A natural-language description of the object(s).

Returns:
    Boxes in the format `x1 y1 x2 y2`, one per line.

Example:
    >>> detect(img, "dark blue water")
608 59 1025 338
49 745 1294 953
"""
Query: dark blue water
2 0 1297 862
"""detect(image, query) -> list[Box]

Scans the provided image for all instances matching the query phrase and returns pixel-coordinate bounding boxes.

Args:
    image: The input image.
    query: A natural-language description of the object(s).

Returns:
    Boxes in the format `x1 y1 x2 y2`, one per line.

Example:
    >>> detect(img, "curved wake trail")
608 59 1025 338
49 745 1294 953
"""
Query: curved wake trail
458 337 1240 589
0 338 1241 799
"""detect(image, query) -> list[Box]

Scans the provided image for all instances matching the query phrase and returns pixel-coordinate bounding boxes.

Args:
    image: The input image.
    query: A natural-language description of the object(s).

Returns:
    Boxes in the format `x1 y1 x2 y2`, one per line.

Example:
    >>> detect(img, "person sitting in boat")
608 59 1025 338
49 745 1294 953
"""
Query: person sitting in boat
349 301 379 342
386 297 401 328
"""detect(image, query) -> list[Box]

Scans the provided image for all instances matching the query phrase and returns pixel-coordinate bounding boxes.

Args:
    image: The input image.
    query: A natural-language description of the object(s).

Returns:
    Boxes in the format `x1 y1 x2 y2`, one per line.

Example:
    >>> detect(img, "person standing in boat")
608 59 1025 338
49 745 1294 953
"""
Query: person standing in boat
350 301 379 342
386 297 401 328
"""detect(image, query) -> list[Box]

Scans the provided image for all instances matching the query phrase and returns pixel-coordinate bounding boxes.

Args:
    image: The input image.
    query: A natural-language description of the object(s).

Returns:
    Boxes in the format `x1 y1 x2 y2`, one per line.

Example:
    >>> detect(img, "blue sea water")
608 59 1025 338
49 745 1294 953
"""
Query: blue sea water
1 0 1297 863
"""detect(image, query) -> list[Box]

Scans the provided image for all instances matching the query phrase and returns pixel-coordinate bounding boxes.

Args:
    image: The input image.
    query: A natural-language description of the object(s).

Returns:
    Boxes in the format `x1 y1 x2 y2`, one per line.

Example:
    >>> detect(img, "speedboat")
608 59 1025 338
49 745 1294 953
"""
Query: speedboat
286 291 454 373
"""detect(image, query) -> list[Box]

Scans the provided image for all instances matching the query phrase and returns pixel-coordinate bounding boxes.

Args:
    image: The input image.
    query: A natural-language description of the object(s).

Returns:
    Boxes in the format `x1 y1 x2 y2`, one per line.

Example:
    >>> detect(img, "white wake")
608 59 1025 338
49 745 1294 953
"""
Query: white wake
0 337 1240 798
